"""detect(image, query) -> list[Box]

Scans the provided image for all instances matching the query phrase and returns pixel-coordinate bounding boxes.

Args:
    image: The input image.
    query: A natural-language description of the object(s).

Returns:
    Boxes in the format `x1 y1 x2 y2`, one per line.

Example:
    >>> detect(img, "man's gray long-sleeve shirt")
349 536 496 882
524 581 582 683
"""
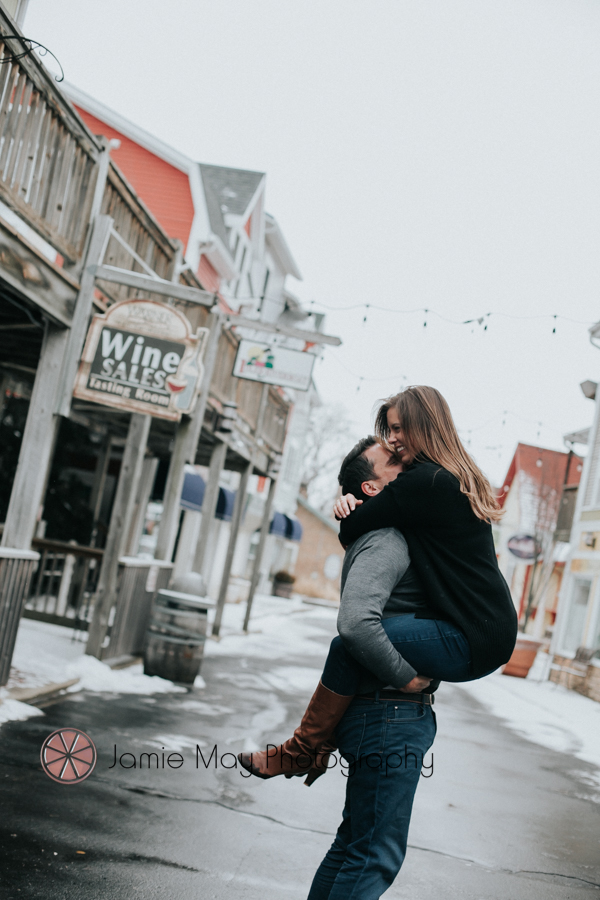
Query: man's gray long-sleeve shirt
337 527 429 691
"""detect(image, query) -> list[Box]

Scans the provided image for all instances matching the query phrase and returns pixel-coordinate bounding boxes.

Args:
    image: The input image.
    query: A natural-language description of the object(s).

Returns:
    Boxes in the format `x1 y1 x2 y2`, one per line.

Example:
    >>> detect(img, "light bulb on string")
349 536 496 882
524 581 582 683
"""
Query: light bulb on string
363 303 369 325
552 315 557 334
423 309 428 328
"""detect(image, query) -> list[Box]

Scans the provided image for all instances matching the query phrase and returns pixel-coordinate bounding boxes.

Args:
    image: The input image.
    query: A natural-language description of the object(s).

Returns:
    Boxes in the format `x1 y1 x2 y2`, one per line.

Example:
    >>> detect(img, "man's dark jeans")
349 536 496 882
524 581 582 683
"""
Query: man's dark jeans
307 697 436 900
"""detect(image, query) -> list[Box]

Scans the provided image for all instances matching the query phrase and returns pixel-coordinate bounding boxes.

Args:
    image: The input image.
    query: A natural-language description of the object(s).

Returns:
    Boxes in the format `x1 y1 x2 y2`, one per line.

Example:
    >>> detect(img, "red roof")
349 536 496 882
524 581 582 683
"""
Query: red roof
498 443 583 508
75 106 195 251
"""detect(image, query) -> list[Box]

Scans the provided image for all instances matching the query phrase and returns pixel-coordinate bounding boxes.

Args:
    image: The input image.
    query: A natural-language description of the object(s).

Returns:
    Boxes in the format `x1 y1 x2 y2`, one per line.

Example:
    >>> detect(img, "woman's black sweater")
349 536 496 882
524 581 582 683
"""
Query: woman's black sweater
339 460 518 678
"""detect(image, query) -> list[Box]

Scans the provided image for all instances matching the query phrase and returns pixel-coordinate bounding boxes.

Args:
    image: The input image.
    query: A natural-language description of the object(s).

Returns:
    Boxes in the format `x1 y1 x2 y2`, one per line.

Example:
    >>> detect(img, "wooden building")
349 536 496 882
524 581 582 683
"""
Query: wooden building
0 13 340 683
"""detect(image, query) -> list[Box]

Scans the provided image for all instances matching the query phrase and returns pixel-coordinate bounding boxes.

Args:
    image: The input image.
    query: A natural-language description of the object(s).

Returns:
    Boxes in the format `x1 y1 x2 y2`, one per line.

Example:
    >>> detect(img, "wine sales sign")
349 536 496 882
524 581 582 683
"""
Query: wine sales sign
73 299 208 421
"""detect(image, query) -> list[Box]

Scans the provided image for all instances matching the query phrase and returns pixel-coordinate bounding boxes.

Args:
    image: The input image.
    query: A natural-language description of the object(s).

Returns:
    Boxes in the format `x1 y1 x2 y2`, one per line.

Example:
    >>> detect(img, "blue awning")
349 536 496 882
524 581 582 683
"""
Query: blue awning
269 513 303 541
285 516 303 542
215 487 236 521
269 511 288 537
180 470 205 512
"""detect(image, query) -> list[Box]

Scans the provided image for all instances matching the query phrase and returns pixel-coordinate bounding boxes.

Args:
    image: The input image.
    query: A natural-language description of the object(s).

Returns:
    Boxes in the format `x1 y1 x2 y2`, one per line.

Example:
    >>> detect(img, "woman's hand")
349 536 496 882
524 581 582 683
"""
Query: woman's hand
333 493 363 519
400 675 432 693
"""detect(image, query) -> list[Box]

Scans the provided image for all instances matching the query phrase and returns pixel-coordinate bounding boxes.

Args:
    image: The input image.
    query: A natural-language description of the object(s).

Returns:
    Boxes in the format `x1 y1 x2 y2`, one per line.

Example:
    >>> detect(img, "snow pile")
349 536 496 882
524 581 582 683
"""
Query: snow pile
455 662 600 770
7 618 87 691
0 691 44 725
0 617 190 729
64 656 186 696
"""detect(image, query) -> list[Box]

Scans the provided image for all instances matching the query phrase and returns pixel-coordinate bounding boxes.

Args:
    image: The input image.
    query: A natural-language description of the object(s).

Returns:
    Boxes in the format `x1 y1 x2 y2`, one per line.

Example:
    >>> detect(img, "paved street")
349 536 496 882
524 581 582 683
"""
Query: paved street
1 602 599 899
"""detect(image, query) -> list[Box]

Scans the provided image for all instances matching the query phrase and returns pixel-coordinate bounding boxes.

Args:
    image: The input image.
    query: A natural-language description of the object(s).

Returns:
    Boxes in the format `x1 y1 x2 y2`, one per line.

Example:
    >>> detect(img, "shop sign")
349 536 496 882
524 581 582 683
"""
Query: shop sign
73 299 208 421
232 339 315 391
507 534 540 560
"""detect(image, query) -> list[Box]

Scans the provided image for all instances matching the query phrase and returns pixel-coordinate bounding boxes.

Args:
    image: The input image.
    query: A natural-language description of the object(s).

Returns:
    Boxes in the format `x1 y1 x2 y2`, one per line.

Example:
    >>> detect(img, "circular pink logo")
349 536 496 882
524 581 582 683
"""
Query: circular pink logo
40 729 97 784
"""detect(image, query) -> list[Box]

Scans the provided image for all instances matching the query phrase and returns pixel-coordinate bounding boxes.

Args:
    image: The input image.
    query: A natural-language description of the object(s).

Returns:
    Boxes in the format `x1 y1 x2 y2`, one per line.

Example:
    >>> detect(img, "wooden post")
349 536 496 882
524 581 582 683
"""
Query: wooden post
212 385 270 637
154 307 223 561
243 475 278 632
193 440 228 576
1 323 69 550
211 459 253 638
89 434 113 547
86 413 151 658
125 457 158 557
56 214 113 418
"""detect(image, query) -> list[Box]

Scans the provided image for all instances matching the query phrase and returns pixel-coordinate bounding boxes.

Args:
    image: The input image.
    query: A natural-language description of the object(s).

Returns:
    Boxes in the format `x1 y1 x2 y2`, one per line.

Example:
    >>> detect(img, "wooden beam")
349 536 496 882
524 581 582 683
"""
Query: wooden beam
229 315 341 346
192 440 228 576
86 413 151 658
211 458 253 638
1 323 67 549
94 264 215 307
243 474 277 632
212 385 270 637
56 214 113 417
153 308 225 561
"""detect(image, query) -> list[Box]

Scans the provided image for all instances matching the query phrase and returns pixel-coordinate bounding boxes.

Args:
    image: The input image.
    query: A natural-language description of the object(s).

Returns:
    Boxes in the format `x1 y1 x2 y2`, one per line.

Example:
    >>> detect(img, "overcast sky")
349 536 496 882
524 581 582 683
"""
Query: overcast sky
25 0 600 484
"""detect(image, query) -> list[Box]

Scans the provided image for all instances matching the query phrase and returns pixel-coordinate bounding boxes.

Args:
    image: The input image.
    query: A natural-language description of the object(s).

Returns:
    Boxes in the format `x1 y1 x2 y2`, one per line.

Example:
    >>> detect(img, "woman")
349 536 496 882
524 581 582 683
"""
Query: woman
238 386 518 782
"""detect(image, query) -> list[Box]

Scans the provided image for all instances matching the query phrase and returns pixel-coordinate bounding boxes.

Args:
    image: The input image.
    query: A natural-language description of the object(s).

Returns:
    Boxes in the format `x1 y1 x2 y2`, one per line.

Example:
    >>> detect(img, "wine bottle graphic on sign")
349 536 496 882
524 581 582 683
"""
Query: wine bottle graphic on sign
173 333 206 412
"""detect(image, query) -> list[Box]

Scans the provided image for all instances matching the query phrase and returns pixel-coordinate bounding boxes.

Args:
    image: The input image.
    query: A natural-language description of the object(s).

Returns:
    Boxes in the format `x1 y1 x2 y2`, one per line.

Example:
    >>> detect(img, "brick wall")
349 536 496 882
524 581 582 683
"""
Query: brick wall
293 502 343 603
550 654 600 702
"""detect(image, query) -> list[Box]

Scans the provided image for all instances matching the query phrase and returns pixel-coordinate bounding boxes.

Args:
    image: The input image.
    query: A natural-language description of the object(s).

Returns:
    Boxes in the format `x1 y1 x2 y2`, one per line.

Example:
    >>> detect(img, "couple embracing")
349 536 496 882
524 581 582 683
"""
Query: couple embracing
238 385 518 900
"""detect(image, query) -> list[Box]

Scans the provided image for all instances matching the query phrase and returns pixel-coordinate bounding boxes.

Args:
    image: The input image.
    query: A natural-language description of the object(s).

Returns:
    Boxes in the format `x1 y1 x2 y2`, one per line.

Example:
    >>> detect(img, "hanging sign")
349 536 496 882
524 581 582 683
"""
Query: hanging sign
232 338 315 391
73 299 208 421
507 534 540 560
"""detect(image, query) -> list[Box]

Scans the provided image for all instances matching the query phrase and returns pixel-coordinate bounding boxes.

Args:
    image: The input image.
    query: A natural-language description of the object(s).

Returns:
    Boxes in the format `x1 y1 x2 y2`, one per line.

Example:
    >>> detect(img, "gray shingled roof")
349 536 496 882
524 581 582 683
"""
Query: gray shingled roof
198 164 265 247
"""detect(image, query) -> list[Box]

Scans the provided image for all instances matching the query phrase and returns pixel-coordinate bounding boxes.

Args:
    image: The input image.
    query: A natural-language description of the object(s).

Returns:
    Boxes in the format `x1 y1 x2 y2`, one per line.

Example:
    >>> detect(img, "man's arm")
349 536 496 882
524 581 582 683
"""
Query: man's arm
337 530 419 689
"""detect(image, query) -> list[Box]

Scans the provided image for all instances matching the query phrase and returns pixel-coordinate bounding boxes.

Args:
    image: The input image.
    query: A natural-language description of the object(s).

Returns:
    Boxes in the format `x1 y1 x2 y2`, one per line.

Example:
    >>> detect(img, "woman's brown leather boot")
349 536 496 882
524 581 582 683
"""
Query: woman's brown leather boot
238 681 353 781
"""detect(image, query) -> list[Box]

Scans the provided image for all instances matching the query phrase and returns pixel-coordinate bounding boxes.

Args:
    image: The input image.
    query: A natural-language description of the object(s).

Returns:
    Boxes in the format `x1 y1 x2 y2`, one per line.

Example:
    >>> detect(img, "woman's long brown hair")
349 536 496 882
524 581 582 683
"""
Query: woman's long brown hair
375 386 503 523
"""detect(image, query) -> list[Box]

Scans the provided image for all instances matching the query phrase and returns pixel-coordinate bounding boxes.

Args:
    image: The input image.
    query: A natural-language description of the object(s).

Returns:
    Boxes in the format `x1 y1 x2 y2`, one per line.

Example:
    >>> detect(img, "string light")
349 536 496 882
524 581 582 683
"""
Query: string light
308 299 593 328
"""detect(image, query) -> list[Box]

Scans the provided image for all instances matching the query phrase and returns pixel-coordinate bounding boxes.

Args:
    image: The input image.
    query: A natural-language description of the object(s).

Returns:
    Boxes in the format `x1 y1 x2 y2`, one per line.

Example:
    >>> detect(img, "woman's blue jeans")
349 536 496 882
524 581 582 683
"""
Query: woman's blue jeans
321 613 472 695
307 696 437 900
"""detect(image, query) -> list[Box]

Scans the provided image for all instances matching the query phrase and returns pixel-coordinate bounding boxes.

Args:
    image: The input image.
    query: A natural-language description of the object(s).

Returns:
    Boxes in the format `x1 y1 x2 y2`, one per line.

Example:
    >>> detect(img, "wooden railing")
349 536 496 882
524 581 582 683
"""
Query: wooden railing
96 164 178 303
23 538 103 631
261 387 289 452
0 21 103 263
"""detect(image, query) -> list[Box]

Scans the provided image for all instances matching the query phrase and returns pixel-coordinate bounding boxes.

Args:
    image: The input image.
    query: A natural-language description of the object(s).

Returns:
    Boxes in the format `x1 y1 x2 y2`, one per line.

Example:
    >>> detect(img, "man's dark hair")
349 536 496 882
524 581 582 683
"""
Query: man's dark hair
338 436 379 498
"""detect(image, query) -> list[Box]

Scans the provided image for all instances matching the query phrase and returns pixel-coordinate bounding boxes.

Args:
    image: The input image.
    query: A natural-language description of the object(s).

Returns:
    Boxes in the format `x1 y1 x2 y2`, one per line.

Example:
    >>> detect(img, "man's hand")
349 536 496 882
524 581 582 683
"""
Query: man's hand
333 493 363 519
400 675 432 693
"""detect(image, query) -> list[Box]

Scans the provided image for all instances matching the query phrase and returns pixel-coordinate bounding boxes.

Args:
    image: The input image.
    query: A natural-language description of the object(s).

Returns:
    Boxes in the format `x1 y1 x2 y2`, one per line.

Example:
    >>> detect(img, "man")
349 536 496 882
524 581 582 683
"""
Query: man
306 436 437 900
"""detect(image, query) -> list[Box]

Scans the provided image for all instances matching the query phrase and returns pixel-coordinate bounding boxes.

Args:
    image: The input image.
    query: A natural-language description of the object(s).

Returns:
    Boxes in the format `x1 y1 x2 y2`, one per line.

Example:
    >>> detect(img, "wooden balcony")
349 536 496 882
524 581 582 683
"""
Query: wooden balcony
0 18 103 265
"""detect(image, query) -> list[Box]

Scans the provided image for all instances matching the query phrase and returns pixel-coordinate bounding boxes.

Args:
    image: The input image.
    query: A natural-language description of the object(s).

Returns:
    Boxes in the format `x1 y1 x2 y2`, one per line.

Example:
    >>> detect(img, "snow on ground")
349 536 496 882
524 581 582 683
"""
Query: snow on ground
456 654 600 773
205 593 337 664
0 695 44 725
0 618 188 727
0 594 332 727
7 618 87 691
8 618 186 697
65 656 186 696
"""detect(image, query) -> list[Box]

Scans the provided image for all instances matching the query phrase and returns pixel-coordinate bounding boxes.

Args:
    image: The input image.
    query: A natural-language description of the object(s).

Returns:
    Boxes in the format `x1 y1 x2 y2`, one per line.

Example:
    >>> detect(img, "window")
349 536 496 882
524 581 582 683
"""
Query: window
562 579 591 653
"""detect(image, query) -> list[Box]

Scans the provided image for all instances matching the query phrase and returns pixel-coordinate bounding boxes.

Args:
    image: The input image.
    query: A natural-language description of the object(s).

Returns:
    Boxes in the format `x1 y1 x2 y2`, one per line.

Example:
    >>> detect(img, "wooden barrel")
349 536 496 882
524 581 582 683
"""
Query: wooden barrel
143 588 214 684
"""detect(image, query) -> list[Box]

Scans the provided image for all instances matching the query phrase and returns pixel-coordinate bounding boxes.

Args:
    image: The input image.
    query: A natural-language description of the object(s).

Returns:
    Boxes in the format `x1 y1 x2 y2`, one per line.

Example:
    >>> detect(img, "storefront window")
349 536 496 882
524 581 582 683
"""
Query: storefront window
562 579 591 653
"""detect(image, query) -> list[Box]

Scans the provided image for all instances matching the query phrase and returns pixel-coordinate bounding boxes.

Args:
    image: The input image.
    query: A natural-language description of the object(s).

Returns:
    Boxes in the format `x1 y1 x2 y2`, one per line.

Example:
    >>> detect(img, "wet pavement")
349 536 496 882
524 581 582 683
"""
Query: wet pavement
1 603 600 899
